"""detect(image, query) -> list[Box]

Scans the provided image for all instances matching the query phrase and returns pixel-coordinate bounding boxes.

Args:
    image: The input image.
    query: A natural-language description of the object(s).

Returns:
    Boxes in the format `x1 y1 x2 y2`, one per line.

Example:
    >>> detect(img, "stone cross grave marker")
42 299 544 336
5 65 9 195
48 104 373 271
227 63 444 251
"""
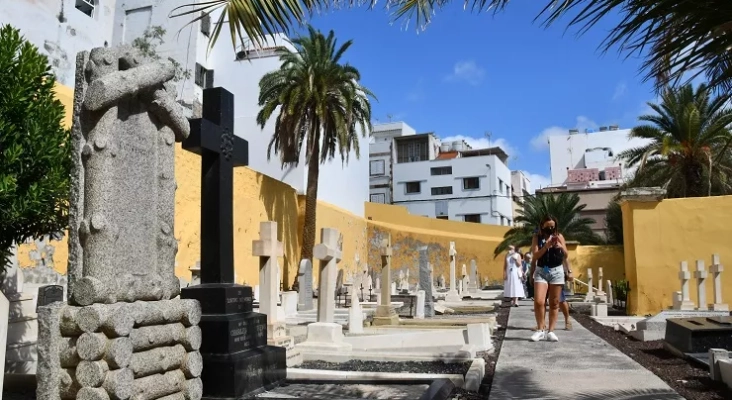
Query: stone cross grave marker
677 261 696 311
711 254 729 311
695 260 708 310
418 246 434 317
314 228 343 323
297 259 314 311
253 221 283 324
374 235 399 325
179 87 285 397
38 45 205 400
36 285 63 312
606 280 614 305
446 242 461 302
596 267 605 295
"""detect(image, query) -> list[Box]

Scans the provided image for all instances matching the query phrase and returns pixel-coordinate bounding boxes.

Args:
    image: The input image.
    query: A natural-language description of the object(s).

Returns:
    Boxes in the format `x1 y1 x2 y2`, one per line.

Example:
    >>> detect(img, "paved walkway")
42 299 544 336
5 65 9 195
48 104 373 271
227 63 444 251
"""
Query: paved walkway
489 300 683 400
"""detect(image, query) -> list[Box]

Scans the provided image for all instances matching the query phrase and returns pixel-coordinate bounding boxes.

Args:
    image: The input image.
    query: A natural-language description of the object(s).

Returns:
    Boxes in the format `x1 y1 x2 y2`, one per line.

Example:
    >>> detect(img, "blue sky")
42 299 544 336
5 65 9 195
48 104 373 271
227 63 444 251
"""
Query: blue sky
299 2 659 189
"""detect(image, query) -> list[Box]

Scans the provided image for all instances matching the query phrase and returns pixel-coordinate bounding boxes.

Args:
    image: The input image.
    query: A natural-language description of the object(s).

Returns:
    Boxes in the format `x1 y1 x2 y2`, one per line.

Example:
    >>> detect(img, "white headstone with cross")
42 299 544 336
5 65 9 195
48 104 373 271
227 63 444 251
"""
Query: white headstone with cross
677 261 696 311
313 228 342 323
253 221 283 324
710 254 729 311
695 260 708 310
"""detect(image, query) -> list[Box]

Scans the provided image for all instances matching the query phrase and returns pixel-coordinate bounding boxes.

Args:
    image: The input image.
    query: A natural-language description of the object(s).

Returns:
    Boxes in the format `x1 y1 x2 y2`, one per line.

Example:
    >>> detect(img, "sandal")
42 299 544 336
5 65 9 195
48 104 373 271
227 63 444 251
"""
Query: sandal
565 321 573 331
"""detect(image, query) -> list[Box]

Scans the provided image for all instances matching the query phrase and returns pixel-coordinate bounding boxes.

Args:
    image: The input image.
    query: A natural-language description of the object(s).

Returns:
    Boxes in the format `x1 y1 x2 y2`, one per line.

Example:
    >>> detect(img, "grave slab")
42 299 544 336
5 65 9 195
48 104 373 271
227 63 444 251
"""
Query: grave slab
664 316 732 354
630 310 729 342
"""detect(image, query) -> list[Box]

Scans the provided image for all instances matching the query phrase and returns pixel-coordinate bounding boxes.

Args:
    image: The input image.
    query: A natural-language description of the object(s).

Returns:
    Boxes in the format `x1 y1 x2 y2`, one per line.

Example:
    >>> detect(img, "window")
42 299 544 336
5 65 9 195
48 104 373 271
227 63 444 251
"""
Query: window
75 0 95 17
405 181 421 194
370 193 386 204
201 13 211 36
369 160 385 176
463 177 480 190
195 63 214 89
464 214 481 223
396 138 429 163
431 186 453 196
431 166 452 176
498 179 504 193
436 216 448 220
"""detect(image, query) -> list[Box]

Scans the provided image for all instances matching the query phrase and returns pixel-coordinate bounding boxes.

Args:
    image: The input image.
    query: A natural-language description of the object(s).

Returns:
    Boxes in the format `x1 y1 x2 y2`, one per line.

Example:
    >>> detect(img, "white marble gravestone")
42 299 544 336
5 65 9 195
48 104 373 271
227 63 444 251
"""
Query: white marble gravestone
676 261 696 311
374 235 399 326
445 242 462 302
710 254 729 311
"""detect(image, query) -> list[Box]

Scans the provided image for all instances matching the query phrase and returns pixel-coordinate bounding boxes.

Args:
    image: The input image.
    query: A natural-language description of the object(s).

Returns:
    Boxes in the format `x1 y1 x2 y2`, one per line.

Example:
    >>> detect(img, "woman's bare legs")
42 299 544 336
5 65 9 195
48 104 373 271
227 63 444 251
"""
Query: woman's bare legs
547 284 563 332
533 282 548 330
560 301 570 321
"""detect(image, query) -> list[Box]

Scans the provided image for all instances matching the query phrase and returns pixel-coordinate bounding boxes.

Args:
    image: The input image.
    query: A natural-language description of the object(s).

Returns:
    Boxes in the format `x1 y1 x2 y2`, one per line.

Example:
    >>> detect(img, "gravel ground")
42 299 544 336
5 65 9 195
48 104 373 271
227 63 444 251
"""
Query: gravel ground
448 298 511 400
296 359 472 375
571 311 732 400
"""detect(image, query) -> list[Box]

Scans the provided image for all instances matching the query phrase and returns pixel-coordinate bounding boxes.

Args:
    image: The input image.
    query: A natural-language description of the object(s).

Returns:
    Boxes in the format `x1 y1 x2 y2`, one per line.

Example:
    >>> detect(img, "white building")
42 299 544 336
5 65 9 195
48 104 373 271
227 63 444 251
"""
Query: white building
548 125 651 187
4 0 369 217
368 122 417 204
390 134 514 226
1 0 117 86
510 170 531 221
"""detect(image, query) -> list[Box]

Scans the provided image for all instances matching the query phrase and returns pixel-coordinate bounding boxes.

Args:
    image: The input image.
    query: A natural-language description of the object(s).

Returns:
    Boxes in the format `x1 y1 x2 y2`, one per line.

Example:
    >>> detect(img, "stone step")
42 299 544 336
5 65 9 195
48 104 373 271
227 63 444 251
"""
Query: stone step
7 318 39 346
5 360 37 375
8 294 35 321
6 341 37 362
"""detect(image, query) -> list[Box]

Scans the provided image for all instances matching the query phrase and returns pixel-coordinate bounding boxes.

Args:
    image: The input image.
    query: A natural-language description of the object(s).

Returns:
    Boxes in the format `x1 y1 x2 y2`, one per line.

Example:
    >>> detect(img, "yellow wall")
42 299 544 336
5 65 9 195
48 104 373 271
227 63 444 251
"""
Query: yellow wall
622 195 732 316
565 243 625 288
366 203 511 284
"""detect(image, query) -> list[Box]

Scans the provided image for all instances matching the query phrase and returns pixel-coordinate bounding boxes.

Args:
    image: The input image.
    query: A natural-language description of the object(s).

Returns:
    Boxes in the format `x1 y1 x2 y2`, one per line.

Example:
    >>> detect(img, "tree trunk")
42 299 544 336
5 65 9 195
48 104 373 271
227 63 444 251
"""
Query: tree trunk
299 129 321 265
685 159 705 197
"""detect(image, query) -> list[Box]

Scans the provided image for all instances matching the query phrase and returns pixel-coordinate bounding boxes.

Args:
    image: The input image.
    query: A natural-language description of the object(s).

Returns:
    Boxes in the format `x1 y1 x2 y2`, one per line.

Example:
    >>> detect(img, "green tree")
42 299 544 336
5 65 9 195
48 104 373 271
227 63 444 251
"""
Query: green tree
618 83 732 198
494 192 603 257
0 25 71 271
131 26 191 82
256 26 375 282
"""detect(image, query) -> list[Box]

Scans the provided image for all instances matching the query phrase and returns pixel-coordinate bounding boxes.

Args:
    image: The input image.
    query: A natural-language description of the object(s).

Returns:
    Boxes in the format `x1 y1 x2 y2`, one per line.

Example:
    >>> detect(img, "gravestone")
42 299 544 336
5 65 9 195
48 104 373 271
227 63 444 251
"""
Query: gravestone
179 87 285 398
418 246 435 317
296 228 353 357
445 242 461 302
631 310 730 341
36 285 64 312
665 316 732 354
38 46 203 400
710 254 729 311
468 260 478 293
297 259 314 311
373 235 399 325
676 261 696 310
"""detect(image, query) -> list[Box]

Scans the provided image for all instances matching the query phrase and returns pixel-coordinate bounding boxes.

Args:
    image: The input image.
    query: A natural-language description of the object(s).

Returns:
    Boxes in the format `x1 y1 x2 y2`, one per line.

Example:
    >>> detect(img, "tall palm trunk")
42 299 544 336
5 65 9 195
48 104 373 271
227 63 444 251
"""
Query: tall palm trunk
300 127 322 265
685 159 705 197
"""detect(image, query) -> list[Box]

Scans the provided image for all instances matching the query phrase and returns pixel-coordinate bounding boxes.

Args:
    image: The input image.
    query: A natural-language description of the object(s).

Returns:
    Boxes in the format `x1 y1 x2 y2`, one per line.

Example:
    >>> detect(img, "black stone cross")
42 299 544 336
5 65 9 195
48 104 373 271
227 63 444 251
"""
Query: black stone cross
183 87 248 284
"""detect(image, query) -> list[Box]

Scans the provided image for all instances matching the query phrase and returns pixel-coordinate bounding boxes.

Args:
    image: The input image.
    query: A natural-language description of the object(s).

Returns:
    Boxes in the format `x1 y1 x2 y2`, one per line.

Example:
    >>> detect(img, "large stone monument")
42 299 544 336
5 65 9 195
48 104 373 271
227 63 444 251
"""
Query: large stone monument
373 235 399 325
179 87 285 398
38 46 203 400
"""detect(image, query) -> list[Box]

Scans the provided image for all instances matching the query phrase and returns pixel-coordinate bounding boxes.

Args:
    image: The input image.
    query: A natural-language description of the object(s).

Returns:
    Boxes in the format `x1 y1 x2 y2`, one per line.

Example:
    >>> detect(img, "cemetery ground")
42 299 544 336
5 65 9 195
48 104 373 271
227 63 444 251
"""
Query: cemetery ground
573 311 732 400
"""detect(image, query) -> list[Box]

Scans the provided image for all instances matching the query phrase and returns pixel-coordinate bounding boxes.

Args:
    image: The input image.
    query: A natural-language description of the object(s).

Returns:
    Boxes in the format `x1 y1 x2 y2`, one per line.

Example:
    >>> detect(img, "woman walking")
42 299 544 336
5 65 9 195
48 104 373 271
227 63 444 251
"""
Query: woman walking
530 216 568 342
503 245 525 307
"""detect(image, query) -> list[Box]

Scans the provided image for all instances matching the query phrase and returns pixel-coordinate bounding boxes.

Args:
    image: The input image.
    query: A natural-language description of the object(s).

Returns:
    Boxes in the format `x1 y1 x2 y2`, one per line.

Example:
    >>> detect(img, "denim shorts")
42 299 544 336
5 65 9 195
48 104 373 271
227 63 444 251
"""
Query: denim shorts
534 265 565 285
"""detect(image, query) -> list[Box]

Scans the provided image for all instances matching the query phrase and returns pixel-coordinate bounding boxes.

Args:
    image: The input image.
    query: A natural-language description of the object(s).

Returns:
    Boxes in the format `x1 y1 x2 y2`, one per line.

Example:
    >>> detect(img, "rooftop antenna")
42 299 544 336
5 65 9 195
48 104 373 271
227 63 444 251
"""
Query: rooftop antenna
484 131 492 148
386 114 393 122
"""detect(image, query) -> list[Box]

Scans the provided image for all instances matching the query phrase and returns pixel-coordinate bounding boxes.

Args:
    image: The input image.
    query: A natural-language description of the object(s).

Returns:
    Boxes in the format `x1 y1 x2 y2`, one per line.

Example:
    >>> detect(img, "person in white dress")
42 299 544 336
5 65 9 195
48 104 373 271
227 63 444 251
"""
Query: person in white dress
503 245 525 307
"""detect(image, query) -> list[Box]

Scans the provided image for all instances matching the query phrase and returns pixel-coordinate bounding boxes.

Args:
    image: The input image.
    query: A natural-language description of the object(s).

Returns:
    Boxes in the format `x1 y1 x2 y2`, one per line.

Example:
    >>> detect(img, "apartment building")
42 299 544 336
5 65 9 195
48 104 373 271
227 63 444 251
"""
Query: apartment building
510 171 532 222
369 122 417 204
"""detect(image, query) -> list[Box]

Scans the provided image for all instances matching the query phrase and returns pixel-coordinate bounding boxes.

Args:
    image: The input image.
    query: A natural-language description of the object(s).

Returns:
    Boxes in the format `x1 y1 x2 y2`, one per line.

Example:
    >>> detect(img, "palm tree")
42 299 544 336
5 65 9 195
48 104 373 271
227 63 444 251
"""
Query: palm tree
176 1 732 100
494 192 603 257
619 83 732 198
256 26 374 281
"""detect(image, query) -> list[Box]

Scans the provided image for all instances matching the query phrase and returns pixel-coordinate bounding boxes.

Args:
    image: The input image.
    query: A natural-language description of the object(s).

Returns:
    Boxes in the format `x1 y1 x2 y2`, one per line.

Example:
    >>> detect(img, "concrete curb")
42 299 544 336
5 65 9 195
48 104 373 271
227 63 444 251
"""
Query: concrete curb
286 368 466 388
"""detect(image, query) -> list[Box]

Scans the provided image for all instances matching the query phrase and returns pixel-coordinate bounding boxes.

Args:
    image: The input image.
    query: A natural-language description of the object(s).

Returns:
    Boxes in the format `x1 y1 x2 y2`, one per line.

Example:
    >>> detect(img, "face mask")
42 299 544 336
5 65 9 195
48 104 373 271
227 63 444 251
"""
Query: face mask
542 227 555 235
508 249 515 254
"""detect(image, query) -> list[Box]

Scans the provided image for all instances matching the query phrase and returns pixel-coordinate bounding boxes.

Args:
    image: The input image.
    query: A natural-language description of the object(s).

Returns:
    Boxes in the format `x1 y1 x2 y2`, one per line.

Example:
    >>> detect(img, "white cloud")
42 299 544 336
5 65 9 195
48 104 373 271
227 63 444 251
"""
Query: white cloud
440 134 518 158
612 82 627 101
525 173 552 193
444 61 485 86
530 116 599 152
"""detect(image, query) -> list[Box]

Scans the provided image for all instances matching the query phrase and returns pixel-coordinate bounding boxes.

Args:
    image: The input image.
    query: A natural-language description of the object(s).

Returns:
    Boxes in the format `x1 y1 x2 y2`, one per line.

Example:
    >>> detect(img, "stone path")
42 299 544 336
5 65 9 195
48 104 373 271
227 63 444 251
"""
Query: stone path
489 300 684 400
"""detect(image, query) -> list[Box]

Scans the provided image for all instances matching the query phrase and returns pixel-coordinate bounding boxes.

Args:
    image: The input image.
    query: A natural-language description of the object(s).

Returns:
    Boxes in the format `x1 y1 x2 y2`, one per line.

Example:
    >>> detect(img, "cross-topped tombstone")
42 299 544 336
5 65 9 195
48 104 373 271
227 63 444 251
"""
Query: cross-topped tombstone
314 228 343 323
184 88 248 284
373 235 399 325
710 254 729 311
180 87 285 397
445 242 461 302
253 221 283 323
469 260 478 293
695 260 708 310
676 261 696 310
